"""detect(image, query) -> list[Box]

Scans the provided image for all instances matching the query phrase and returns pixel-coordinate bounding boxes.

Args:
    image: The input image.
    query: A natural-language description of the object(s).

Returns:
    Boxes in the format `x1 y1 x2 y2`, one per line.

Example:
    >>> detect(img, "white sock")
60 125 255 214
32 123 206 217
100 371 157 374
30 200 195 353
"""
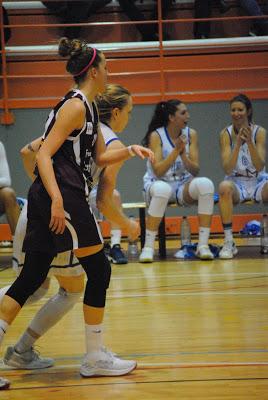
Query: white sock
0 320 9 346
85 323 103 354
0 285 11 303
110 229 121 247
198 227 210 247
144 229 157 249
224 228 233 244
15 331 35 353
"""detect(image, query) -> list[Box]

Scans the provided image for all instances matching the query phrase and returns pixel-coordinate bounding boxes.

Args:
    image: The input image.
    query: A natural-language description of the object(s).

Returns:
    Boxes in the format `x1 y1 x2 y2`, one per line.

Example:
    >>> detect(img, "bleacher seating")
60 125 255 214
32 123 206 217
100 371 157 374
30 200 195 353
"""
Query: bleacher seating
1 1 268 111
3 0 258 47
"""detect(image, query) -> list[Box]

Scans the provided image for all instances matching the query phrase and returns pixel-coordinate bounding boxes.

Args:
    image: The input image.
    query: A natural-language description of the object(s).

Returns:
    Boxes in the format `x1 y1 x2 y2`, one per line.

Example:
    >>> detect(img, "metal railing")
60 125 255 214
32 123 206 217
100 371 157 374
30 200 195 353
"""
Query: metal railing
1 0 268 124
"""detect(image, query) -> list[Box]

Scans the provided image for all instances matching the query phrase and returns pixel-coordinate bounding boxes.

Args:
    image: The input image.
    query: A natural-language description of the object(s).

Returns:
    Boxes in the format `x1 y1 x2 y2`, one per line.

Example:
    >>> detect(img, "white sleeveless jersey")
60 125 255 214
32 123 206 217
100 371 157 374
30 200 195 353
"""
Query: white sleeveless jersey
143 126 192 186
225 124 266 180
90 122 119 187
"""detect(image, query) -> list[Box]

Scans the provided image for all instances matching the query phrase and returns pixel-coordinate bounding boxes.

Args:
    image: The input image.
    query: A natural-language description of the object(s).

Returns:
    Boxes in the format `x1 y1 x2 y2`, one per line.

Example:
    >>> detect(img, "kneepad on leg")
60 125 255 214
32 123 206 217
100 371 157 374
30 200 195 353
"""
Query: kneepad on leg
25 285 49 306
78 250 111 308
148 181 172 218
6 252 53 307
189 177 214 215
29 287 81 336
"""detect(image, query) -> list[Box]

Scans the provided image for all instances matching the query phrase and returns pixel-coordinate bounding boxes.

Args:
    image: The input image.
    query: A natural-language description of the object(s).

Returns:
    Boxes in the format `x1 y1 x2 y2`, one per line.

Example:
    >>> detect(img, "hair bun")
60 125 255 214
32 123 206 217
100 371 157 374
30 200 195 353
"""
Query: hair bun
58 38 87 58
58 37 72 57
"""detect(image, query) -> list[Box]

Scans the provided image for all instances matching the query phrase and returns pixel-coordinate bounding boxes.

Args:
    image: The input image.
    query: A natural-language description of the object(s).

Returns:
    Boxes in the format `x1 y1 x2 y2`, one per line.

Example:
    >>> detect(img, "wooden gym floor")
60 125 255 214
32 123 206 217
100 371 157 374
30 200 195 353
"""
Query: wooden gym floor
0 241 268 399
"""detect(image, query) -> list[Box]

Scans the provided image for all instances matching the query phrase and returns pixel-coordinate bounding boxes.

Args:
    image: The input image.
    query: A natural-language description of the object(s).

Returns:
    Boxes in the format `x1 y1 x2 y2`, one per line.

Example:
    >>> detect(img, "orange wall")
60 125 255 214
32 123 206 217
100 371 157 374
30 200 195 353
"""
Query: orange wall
0 214 262 241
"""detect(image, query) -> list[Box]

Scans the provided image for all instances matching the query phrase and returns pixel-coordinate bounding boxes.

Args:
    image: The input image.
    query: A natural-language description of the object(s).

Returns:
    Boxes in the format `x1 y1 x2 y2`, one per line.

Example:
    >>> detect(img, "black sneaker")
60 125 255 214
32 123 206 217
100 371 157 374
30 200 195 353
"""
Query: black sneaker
109 245 128 265
104 242 111 258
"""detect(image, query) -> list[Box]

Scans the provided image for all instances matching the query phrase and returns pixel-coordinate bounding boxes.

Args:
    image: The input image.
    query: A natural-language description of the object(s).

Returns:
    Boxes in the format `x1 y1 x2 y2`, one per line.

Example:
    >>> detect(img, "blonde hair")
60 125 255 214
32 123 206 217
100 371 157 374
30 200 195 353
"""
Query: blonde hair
96 84 131 125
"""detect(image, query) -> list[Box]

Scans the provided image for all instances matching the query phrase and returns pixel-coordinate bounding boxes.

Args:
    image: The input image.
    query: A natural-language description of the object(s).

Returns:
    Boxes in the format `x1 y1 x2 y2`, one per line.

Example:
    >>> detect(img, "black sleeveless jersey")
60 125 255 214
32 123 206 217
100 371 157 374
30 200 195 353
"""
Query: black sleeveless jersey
36 89 99 193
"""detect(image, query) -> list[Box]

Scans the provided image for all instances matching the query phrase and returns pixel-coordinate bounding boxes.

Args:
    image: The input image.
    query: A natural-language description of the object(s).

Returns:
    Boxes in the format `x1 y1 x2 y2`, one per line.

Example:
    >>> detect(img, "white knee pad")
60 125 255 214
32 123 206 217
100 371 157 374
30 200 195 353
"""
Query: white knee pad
29 287 81 336
26 286 49 306
189 177 214 215
148 181 172 218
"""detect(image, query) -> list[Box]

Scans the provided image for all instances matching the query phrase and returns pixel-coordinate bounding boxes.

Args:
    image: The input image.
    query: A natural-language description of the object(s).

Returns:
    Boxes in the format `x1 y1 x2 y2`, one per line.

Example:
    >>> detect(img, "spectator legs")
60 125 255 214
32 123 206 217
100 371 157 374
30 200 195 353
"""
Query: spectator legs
118 0 158 41
194 0 212 39
239 0 268 35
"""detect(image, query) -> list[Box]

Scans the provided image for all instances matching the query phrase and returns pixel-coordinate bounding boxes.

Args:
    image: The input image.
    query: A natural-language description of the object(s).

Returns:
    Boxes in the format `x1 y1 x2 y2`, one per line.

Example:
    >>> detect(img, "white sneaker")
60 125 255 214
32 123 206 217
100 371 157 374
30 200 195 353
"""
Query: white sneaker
174 248 186 259
80 347 137 377
196 245 214 260
139 247 154 263
0 377 10 390
219 242 238 259
4 346 54 370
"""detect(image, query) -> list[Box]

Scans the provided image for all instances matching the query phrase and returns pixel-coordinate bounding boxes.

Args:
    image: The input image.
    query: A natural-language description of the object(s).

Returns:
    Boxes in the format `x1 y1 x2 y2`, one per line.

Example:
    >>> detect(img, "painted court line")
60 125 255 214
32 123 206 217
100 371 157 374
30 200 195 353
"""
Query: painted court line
107 291 268 299
112 272 268 280
2 360 268 373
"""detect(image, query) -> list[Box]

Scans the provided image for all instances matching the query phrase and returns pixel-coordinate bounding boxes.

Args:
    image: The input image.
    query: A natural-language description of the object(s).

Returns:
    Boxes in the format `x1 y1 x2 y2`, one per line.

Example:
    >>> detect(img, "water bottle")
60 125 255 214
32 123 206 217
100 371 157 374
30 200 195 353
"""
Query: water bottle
128 216 139 258
260 214 268 255
180 216 191 247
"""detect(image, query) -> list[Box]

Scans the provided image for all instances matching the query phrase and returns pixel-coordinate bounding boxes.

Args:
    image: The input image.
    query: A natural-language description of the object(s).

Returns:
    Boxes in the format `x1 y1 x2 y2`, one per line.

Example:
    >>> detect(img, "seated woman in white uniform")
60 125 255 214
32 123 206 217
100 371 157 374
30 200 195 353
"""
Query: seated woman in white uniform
0 141 21 244
0 83 142 373
139 99 215 263
218 93 268 259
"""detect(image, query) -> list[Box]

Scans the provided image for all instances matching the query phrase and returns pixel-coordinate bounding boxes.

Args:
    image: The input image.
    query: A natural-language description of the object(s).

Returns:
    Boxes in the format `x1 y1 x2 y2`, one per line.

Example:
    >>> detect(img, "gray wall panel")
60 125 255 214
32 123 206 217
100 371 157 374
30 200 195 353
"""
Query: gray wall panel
0 100 267 218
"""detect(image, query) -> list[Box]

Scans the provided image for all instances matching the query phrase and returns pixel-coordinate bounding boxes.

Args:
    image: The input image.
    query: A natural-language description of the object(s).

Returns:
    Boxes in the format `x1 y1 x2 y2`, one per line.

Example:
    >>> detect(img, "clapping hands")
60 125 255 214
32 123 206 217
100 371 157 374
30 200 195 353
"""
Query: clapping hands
174 135 186 155
238 125 252 144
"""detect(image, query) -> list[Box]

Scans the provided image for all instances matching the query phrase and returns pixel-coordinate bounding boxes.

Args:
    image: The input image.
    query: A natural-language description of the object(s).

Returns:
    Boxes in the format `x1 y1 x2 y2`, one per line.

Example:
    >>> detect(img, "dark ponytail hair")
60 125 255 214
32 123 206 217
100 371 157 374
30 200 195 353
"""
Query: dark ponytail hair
141 99 182 147
230 93 253 123
58 37 103 85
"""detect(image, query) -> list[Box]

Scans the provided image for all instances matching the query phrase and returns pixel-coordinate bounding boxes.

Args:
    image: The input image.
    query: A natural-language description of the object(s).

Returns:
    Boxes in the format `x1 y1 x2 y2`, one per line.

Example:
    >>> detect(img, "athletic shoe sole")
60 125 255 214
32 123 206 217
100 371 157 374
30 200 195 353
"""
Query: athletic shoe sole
0 378 10 390
80 362 137 377
107 256 128 265
139 258 153 263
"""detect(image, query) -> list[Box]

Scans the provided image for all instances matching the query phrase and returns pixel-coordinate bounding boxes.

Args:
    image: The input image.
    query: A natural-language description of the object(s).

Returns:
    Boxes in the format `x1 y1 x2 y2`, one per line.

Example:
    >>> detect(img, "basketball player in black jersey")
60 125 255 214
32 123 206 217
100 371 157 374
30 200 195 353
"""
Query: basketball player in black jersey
0 38 153 389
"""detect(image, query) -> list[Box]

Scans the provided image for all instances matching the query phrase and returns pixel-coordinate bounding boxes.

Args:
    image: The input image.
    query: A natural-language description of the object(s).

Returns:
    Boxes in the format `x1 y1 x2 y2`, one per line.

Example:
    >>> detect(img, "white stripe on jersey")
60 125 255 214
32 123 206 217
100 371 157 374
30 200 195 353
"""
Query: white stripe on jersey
73 138 81 166
64 212 79 249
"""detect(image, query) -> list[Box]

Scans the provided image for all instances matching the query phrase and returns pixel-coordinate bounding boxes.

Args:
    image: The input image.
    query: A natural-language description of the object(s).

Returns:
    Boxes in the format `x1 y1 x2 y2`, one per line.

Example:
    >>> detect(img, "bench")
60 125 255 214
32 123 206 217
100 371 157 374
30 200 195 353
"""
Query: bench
0 199 262 255
122 202 146 248
122 199 261 258
122 201 182 257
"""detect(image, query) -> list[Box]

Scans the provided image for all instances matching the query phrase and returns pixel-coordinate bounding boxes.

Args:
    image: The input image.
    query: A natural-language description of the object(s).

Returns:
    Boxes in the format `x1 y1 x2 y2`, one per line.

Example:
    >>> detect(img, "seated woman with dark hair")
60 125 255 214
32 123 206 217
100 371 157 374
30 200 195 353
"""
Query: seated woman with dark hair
139 99 215 263
218 93 268 259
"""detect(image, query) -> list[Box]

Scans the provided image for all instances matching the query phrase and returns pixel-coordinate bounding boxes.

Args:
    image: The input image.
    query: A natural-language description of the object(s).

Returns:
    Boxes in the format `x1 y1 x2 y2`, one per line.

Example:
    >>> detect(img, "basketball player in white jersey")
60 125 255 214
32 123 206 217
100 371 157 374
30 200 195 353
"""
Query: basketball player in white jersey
0 141 21 244
218 93 268 259
139 99 215 263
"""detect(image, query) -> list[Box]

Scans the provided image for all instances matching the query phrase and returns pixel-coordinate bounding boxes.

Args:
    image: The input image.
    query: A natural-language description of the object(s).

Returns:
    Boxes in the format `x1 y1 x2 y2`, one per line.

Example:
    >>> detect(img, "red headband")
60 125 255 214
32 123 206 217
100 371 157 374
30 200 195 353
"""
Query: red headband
73 48 97 77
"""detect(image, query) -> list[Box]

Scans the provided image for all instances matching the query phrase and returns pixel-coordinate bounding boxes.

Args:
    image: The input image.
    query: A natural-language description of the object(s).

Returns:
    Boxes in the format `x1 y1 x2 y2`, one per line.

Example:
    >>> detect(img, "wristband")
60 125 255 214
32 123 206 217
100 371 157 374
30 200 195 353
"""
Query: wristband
127 145 135 157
